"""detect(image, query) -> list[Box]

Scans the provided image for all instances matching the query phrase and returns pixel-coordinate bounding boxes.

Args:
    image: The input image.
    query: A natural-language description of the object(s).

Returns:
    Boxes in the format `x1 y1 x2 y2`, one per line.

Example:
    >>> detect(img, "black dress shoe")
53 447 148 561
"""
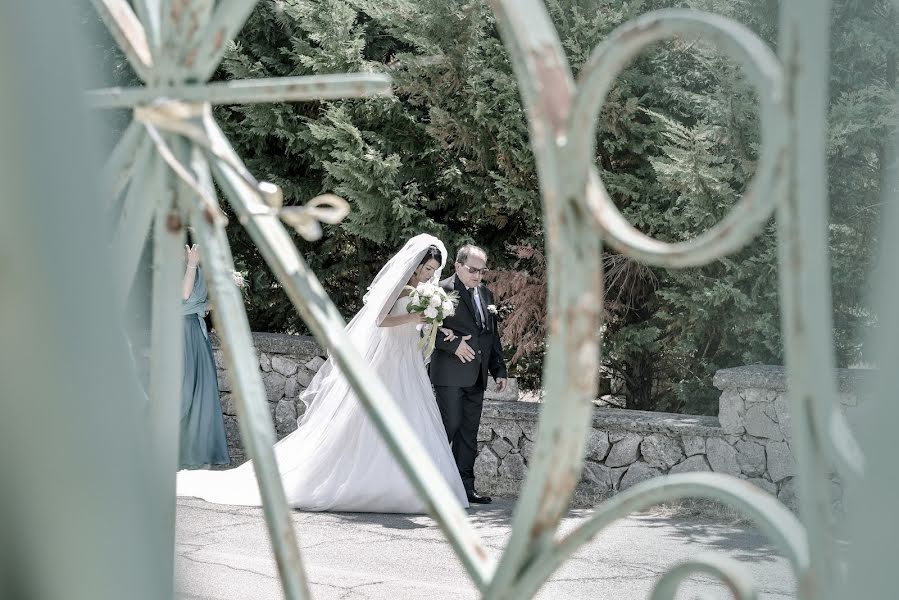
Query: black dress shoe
466 490 492 504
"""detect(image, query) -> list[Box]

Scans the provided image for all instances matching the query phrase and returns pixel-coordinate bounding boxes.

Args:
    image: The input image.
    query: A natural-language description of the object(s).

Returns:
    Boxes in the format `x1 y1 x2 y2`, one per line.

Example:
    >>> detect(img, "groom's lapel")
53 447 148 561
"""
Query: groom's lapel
477 284 492 332
454 275 479 326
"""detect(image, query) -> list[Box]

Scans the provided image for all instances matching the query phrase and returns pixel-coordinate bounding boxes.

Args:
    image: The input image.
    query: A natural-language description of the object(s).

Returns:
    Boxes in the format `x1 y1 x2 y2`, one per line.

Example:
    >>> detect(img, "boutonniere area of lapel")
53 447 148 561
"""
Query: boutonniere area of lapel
486 304 498 315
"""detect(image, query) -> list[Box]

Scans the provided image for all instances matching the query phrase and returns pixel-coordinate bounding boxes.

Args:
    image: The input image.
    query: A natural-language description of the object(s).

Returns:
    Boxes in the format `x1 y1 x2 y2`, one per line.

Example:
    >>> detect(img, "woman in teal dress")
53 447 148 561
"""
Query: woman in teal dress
180 243 230 469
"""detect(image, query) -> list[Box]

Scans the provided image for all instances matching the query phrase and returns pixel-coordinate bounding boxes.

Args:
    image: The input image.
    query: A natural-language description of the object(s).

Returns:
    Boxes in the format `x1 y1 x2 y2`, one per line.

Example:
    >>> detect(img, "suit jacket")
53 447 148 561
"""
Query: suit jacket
430 274 508 388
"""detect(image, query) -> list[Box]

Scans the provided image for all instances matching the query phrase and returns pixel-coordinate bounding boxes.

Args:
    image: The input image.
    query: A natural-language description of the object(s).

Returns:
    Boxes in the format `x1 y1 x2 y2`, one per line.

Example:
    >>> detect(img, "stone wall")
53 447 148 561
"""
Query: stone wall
211 335 866 510
475 365 867 510
211 333 517 465
212 333 326 465
474 402 725 506
707 365 865 510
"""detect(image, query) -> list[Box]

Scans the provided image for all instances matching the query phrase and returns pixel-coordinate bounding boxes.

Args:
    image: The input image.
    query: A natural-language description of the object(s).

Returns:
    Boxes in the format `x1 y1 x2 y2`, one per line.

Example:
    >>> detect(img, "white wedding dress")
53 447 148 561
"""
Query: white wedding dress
177 240 469 513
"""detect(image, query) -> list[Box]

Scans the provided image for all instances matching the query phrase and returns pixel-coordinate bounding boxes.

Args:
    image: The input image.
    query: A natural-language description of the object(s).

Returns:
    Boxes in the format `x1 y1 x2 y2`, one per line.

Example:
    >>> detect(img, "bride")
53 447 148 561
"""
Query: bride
176 234 469 512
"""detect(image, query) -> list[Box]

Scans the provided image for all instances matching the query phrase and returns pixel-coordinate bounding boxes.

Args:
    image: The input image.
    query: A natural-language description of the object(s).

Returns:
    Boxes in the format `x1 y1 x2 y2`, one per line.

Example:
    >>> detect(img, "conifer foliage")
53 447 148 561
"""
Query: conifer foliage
97 0 895 413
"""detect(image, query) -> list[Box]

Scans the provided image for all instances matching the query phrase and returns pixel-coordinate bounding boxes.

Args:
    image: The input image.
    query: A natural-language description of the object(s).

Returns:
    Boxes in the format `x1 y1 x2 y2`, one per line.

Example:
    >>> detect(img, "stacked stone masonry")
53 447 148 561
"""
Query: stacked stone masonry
213 334 866 511
212 333 326 465
212 333 518 465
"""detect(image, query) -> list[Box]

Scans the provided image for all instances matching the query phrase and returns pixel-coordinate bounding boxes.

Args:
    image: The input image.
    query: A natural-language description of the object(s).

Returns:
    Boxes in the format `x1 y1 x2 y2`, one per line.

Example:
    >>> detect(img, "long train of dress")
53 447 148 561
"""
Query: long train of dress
176 296 468 513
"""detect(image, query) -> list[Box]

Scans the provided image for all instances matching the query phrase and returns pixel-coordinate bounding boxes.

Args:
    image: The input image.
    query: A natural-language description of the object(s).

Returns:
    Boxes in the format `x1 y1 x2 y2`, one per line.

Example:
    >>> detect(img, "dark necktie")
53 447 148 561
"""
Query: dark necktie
470 287 484 329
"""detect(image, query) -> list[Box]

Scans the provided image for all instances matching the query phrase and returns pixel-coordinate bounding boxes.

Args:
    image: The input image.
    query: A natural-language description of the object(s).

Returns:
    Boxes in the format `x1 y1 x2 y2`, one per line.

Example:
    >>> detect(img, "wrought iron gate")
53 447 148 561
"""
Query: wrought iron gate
5 1 894 598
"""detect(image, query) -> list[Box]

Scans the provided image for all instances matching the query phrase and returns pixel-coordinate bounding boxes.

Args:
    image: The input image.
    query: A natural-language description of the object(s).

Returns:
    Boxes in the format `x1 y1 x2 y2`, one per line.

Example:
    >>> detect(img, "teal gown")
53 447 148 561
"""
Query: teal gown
179 266 230 468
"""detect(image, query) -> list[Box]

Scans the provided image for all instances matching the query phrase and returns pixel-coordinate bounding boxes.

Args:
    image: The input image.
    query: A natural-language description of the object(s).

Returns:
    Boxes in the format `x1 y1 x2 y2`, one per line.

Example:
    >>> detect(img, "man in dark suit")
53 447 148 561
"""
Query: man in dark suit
430 245 508 504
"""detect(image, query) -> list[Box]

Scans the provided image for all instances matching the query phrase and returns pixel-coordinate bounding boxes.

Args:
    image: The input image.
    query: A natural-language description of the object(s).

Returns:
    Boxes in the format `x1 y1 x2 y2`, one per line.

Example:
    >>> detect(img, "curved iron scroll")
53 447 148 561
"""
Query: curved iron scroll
91 0 850 598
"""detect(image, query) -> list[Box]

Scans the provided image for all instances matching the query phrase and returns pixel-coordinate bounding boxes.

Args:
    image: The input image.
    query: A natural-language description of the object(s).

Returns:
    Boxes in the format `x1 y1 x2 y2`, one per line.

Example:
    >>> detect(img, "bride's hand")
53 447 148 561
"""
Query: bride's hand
407 312 426 325
440 328 457 342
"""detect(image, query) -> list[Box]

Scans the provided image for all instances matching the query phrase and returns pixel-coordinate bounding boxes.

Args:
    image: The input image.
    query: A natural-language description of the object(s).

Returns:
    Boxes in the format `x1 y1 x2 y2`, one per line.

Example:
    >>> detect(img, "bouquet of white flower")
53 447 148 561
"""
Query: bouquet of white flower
406 282 458 357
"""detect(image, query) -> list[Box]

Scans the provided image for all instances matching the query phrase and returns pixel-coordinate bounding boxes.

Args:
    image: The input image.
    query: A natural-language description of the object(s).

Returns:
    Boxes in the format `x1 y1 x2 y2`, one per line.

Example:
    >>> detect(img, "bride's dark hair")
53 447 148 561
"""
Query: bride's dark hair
419 244 442 266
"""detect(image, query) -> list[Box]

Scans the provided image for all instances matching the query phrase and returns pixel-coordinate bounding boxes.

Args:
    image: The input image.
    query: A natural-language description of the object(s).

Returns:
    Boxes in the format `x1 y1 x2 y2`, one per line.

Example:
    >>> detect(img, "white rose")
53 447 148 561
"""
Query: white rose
487 304 498 315
442 300 454 314
428 295 442 308
424 306 439 319
410 293 420 305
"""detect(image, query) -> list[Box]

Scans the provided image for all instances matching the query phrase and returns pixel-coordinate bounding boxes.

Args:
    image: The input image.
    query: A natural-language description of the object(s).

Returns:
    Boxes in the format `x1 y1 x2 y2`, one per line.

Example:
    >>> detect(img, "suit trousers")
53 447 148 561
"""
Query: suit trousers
433 374 486 493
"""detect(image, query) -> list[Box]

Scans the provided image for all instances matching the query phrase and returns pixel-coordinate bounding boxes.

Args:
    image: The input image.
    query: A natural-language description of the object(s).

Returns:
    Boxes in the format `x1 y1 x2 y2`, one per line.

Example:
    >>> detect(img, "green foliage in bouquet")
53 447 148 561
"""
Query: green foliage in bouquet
405 283 459 357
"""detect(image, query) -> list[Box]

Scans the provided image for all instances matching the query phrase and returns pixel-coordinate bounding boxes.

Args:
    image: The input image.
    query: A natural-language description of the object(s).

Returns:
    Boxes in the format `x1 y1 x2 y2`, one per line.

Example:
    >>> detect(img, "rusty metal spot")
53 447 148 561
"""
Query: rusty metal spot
202 204 217 226
530 47 572 135
184 48 198 69
475 545 488 561
211 28 226 53
166 211 183 232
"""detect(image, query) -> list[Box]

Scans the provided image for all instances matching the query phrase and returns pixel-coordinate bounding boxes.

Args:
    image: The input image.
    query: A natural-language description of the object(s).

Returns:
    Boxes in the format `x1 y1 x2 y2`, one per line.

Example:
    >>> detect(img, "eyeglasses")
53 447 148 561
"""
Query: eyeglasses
461 264 489 276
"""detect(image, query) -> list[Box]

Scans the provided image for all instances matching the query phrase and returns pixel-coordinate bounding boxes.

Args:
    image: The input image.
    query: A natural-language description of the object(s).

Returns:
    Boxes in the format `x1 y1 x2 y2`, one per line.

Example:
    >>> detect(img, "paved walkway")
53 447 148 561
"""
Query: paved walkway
176 497 796 599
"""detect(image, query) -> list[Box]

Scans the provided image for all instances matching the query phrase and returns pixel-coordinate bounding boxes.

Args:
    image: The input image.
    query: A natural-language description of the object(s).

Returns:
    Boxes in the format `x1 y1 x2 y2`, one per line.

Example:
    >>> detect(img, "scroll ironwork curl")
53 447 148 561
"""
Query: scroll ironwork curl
93 1 841 598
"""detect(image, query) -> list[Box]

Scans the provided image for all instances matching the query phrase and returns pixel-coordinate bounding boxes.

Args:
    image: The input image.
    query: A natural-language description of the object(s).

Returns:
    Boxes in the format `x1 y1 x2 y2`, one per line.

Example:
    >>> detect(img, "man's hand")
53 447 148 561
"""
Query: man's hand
495 377 508 393
440 328 457 342
454 336 475 363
